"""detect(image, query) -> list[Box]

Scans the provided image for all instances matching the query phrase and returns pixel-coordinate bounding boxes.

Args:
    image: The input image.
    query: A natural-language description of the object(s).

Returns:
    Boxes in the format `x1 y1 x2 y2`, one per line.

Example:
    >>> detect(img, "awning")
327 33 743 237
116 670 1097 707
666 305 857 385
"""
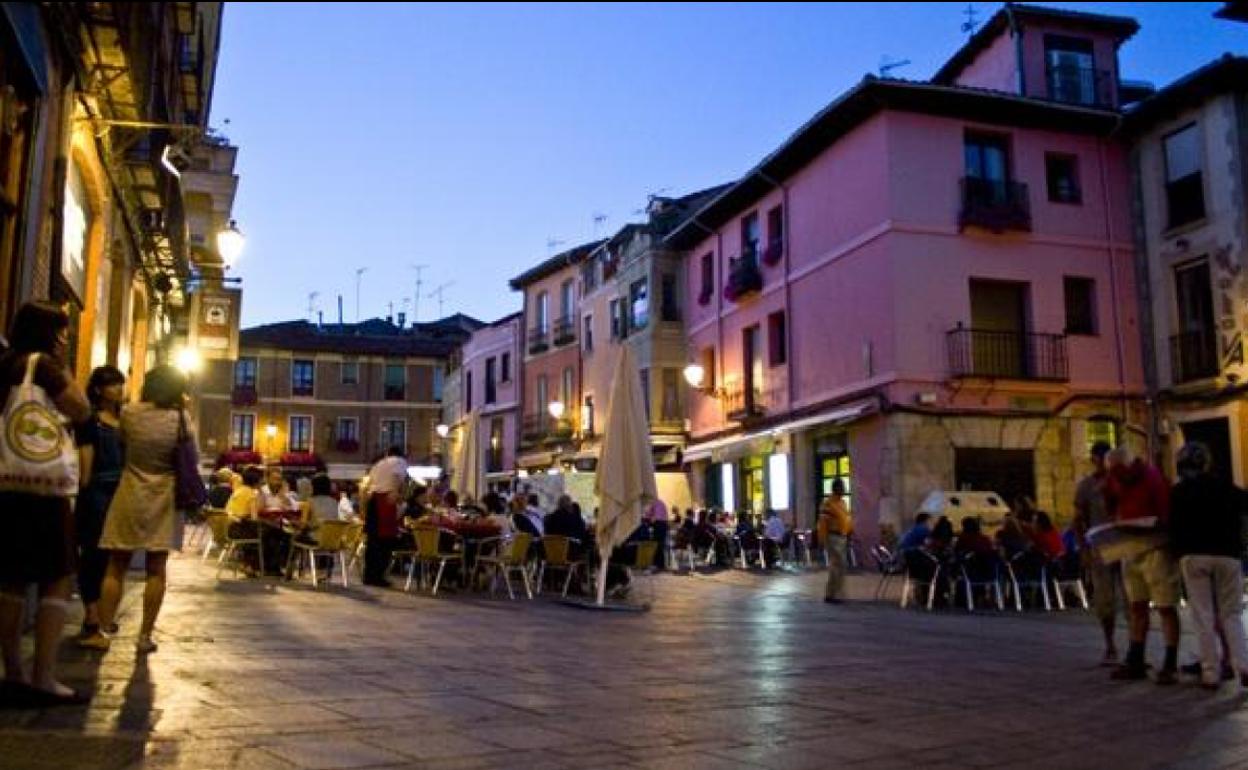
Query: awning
683 400 877 463
517 451 556 469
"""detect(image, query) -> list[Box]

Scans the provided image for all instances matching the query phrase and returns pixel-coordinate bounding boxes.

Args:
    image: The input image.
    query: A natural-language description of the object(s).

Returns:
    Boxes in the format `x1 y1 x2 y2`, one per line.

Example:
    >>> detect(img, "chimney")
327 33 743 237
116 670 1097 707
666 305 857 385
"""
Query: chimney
337 295 344 326
317 311 323 330
397 311 406 328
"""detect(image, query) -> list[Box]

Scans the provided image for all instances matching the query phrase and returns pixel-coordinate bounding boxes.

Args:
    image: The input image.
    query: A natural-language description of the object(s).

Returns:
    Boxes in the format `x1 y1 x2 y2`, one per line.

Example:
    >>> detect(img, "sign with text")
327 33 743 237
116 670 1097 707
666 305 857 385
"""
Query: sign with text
187 286 241 360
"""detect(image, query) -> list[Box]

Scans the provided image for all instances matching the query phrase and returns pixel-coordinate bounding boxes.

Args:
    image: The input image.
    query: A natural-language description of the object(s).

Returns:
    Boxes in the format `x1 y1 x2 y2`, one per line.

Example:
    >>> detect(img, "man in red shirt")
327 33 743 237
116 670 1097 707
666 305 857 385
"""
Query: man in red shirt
1104 446 1181 684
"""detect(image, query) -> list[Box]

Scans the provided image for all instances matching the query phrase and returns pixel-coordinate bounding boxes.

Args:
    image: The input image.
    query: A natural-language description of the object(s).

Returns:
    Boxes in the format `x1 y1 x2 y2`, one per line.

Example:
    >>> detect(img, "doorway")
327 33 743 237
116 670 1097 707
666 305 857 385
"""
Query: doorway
954 448 1036 509
1179 417 1233 484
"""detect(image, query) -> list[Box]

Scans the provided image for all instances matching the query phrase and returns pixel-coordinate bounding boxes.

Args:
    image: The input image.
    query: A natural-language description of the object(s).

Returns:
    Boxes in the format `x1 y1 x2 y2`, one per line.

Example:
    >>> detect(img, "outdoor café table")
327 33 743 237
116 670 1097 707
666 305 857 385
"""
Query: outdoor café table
407 516 501 588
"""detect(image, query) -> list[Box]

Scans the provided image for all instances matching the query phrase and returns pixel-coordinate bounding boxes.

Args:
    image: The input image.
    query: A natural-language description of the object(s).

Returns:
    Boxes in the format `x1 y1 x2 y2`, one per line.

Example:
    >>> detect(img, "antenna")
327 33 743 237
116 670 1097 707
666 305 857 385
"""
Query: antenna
354 267 367 322
546 238 565 254
961 3 979 35
409 263 428 323
426 281 455 319
306 291 320 323
592 213 608 239
878 55 911 78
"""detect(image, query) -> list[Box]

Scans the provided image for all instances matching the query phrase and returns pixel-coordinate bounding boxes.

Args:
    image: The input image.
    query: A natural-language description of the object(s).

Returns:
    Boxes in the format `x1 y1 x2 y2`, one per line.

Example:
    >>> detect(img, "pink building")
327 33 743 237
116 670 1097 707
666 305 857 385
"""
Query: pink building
452 312 522 491
669 4 1147 536
509 241 603 472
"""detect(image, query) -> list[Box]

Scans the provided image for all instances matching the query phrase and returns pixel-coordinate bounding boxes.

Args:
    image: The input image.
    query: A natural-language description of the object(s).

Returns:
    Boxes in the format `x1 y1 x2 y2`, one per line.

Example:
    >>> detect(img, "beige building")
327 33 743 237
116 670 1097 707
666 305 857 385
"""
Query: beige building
196 316 477 481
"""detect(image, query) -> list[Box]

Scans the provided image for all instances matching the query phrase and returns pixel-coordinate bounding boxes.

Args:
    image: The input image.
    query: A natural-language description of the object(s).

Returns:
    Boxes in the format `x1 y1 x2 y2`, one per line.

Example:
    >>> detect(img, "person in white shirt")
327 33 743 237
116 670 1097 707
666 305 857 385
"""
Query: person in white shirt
762 509 789 567
337 490 357 521
260 468 295 512
523 493 546 537
361 448 410 586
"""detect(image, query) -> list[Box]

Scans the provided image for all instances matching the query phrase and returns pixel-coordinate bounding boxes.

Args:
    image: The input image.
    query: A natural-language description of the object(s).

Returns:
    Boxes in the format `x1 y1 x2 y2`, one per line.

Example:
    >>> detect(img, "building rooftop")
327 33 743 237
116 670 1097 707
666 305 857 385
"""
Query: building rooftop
239 314 481 358
1122 54 1248 134
508 239 606 291
932 3 1140 85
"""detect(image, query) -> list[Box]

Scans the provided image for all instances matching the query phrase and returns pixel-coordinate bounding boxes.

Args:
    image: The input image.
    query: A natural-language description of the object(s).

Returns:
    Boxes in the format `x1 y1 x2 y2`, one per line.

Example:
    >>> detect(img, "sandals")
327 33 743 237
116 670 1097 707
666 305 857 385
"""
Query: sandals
0 681 91 709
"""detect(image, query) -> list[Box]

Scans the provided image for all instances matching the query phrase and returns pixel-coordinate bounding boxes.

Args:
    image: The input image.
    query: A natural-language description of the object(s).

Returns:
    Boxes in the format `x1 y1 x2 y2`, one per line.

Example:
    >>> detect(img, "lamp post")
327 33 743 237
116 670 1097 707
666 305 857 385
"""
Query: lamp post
217 220 245 268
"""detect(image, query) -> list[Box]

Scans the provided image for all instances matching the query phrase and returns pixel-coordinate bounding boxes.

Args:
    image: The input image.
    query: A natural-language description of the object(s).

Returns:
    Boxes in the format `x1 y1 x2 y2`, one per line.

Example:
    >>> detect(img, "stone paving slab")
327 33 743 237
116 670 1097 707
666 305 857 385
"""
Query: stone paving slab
2 552 1247 769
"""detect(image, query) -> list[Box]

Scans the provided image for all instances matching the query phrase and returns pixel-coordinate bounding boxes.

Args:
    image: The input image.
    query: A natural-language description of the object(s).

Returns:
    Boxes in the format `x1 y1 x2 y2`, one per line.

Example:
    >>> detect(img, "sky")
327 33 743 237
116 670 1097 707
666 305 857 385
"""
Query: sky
211 2 1246 328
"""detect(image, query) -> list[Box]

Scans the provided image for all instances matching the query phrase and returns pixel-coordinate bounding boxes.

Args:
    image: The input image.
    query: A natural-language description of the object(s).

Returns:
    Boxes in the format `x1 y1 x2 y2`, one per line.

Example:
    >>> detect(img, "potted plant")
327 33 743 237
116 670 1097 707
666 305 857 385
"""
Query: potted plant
723 256 763 302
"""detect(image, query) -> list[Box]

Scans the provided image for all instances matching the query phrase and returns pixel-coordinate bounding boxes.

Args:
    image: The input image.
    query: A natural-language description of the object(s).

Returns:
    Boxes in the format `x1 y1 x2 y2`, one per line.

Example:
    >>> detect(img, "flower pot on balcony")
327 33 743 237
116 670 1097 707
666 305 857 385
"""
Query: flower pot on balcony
723 260 763 303
280 452 323 469
217 449 263 468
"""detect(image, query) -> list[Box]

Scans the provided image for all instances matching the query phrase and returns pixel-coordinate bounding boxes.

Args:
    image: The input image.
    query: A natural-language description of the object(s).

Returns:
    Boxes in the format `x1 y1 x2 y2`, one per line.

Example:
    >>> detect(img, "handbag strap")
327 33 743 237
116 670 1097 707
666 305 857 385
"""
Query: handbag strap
22 352 39 387
177 407 189 442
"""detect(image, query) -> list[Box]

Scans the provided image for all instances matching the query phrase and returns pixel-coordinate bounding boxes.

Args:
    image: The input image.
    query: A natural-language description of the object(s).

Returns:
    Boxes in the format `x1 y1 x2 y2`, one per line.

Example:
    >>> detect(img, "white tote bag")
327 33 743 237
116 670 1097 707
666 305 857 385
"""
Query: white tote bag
0 353 79 496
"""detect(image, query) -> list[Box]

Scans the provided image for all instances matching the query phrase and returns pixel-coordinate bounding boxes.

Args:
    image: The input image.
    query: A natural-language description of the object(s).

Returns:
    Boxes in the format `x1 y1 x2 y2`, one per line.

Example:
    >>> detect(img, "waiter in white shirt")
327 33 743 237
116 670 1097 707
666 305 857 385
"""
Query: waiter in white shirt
361 446 409 587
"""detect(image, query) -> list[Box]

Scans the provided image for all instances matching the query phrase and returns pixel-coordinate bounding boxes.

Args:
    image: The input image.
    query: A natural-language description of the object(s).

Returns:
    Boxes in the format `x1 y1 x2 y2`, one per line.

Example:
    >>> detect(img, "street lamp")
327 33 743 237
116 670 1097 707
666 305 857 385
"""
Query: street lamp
683 363 705 389
435 423 450 438
548 400 565 420
217 220 245 267
174 346 202 375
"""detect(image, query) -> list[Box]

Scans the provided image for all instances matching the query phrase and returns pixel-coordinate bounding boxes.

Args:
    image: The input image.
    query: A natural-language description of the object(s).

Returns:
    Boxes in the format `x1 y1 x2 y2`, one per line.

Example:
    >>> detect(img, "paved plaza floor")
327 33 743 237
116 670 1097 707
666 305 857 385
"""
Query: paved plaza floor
2 549 1247 770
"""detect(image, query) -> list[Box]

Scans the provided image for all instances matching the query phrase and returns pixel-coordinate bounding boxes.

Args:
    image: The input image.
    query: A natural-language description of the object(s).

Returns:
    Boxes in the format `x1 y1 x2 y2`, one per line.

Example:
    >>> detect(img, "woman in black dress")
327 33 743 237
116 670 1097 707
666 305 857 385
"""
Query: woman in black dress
75 366 126 649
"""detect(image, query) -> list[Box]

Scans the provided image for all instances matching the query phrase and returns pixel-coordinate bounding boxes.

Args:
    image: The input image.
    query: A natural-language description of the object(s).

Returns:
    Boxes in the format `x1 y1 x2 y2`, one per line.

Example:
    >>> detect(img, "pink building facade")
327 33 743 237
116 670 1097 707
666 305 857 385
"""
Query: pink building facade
453 312 523 491
670 5 1147 538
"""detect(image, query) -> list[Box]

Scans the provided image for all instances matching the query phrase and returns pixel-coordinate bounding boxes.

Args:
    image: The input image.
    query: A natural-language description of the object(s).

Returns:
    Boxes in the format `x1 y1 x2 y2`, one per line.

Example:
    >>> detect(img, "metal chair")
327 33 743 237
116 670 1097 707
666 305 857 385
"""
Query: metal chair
409 527 463 595
953 551 1005 611
206 512 265 580
285 521 359 589
1050 552 1089 610
899 548 943 610
1005 549 1052 611
536 535 587 597
200 507 227 562
473 533 534 600
870 544 905 600
791 530 816 567
618 541 660 606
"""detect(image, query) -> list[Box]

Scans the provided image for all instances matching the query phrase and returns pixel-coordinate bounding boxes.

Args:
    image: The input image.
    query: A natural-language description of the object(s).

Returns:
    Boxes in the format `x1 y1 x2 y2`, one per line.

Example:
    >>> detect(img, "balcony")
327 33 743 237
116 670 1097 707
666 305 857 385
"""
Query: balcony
383 385 406 401
527 327 549 355
723 382 781 422
1170 330 1219 384
230 384 257 407
762 237 784 266
947 327 1069 382
723 252 763 303
1045 65 1115 109
959 177 1031 233
520 414 574 446
553 316 576 347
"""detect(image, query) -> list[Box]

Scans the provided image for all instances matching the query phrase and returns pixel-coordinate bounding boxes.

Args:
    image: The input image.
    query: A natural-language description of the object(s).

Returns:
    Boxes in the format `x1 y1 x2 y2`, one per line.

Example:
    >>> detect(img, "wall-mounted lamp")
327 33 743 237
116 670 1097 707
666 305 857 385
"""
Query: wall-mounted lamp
217 220 246 267
436 423 450 438
548 400 565 420
683 363 705 389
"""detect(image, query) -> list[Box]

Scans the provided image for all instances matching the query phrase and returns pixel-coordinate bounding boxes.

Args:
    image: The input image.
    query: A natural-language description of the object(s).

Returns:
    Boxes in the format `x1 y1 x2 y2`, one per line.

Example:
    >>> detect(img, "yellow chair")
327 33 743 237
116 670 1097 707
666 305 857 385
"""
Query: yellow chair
410 527 463 595
473 533 533 600
536 536 587 598
286 520 359 589
207 511 265 580
620 541 659 606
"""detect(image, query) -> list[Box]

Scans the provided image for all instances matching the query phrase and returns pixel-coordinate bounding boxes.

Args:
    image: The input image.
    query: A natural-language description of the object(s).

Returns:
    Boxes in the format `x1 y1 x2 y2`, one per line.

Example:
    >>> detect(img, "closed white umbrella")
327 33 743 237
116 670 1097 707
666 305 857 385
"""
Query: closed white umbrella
593 345 657 605
452 411 481 504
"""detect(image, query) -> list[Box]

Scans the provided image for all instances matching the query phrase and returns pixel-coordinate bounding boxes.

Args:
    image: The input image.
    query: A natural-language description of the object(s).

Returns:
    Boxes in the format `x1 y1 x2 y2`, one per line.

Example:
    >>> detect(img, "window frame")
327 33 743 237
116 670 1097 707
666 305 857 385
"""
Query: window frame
1045 152 1082 204
629 278 649 331
1163 122 1206 230
340 359 359 385
485 357 497 405
290 359 315 398
379 418 407 454
583 314 594 353
767 310 788 366
234 357 257 388
1063 276 1098 336
500 353 511 383
383 362 406 401
229 412 256 451
336 416 359 444
287 414 313 453
699 252 714 302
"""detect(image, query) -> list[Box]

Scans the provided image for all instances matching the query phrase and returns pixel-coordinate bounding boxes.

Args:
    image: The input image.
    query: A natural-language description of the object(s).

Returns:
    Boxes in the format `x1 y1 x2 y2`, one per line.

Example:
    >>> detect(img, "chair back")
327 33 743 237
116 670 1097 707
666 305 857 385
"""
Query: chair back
632 540 658 570
206 511 231 543
314 520 352 550
960 551 1001 583
504 533 533 565
416 527 458 557
902 548 939 581
541 536 572 566
1010 549 1047 580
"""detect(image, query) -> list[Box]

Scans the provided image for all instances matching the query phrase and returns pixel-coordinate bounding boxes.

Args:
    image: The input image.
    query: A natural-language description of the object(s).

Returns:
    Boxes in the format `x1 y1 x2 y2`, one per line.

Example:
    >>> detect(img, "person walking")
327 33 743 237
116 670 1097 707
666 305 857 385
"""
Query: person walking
0 303 91 707
1169 442 1248 690
91 365 196 655
819 479 853 603
74 366 127 650
1074 441 1119 666
361 446 408 587
1105 446 1181 685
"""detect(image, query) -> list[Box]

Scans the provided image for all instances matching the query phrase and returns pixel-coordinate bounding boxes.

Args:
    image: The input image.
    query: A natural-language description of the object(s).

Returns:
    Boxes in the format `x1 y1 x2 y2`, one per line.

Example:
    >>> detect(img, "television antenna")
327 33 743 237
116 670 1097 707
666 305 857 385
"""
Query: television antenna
546 237 565 254
592 212 608 239
426 281 455 319
409 263 428 323
878 55 911 78
354 267 367 321
306 291 320 323
961 3 980 35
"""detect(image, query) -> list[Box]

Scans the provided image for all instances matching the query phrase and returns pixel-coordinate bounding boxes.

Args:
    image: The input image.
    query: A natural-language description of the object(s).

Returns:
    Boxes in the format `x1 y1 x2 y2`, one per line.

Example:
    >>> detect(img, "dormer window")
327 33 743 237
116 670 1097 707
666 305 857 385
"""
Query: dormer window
1044 35 1100 107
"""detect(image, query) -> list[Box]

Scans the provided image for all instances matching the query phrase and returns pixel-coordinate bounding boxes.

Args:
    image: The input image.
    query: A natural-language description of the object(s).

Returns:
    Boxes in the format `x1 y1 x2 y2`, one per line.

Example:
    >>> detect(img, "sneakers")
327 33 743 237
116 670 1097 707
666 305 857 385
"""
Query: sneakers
1110 663 1148 681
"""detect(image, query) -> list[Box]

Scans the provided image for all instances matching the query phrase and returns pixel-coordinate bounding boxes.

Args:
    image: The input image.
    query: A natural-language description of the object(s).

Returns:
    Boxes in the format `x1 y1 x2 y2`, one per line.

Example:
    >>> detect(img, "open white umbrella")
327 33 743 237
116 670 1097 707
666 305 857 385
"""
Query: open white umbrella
451 411 481 505
593 345 657 605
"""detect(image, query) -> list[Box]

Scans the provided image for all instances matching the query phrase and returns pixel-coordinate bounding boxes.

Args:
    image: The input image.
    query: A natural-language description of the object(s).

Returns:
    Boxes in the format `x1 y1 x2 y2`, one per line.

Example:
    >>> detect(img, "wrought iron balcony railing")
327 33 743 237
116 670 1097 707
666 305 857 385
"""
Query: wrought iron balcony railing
959 177 1031 233
947 327 1068 381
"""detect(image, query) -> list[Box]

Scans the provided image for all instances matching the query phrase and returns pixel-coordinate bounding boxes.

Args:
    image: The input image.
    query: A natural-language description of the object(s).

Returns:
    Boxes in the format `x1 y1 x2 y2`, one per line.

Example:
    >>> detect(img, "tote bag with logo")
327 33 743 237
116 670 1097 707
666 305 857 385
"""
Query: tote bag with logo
0 353 79 496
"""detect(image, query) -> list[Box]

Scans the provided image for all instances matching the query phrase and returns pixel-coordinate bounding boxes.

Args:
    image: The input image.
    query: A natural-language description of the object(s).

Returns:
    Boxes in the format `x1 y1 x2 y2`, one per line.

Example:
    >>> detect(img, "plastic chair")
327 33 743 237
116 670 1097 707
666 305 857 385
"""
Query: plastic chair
473 533 534 600
1050 552 1089 610
200 507 227 562
409 527 463 595
791 530 815 567
207 512 265 580
285 521 359 589
870 544 905 600
1005 549 1052 611
618 541 659 606
953 551 1005 611
899 548 943 610
536 535 586 597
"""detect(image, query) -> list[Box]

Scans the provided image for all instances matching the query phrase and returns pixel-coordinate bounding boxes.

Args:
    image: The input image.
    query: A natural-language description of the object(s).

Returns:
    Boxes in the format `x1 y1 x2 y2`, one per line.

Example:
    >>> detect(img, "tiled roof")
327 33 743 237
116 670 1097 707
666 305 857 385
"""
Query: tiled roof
932 3 1139 85
1122 54 1248 134
508 239 606 290
240 316 476 358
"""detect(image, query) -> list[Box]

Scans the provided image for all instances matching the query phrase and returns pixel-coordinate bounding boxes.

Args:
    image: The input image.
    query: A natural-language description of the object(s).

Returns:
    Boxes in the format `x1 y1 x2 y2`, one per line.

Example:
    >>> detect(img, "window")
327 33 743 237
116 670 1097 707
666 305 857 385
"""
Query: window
561 366 574 411
699 253 714 302
291 360 314 397
340 360 359 385
701 347 717 391
1045 35 1097 106
288 415 312 453
661 368 681 422
629 278 648 331
336 417 359 443
583 315 594 353
766 205 784 262
583 395 595 436
740 212 760 259
501 352 511 383
536 375 548 424
384 363 405 401
487 418 504 473
1063 277 1097 335
768 311 787 366
743 325 764 402
465 370 473 411
560 279 574 324
1164 123 1205 229
380 419 406 453
815 434 852 511
581 258 598 294
609 298 622 339
660 274 680 322
485 357 497 404
229 413 255 450
534 291 549 333
639 367 651 421
965 133 1010 186
433 366 444 400
1086 417 1117 455
234 357 257 388
1046 154 1081 203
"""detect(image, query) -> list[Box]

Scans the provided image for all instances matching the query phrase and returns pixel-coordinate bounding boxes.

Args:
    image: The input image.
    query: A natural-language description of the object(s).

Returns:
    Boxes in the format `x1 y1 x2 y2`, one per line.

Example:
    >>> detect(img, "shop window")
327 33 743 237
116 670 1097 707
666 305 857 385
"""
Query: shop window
739 455 766 515
1086 417 1117 455
815 434 852 512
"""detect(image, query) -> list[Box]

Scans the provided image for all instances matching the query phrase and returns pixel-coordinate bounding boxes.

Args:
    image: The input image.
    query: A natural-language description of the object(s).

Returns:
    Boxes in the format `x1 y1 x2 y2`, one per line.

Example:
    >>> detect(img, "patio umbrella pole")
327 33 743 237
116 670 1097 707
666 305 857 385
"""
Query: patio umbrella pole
596 557 609 606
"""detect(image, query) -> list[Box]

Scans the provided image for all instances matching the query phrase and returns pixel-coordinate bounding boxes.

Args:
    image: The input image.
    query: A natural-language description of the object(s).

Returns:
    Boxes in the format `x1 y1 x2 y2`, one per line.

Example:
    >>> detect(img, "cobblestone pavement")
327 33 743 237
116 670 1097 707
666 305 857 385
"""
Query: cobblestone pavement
2 548 1247 770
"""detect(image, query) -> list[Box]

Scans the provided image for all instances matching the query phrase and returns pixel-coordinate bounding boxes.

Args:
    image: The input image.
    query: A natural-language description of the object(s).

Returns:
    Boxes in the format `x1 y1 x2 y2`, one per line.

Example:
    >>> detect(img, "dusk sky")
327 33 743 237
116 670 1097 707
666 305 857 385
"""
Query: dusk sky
212 2 1244 328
